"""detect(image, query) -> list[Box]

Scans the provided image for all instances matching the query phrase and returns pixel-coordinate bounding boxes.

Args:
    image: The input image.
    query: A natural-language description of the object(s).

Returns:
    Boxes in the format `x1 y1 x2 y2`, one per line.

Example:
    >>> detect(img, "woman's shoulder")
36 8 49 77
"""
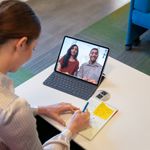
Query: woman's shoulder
0 96 30 128
0 87 27 105
59 56 64 63
75 59 79 63
0 89 30 121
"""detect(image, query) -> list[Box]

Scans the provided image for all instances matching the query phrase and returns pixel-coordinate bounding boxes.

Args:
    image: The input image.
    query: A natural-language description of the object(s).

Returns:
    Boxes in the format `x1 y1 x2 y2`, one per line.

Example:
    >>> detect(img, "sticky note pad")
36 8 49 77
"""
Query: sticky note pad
93 102 114 120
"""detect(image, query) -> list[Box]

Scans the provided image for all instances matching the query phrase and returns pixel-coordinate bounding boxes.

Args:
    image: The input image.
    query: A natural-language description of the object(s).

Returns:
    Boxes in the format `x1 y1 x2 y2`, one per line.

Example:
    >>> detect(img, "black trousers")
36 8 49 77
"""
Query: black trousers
35 115 84 150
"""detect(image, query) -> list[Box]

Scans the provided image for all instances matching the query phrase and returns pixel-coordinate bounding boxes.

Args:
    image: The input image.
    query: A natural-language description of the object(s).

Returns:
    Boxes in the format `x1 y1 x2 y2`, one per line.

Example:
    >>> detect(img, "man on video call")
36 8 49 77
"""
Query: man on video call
77 48 102 84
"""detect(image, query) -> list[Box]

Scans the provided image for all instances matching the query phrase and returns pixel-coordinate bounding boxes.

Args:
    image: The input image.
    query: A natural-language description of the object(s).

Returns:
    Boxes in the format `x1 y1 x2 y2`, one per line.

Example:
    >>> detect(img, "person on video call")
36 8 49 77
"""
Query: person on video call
0 0 90 149
57 44 79 75
77 48 102 84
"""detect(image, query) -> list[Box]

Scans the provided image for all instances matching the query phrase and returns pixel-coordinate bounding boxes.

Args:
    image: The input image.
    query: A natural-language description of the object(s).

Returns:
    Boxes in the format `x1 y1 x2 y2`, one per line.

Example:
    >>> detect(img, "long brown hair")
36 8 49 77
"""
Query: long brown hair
0 0 41 45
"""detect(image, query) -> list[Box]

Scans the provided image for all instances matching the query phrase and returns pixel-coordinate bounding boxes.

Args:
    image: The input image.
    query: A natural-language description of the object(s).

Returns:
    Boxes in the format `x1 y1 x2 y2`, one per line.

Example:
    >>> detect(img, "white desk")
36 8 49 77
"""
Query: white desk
15 57 150 150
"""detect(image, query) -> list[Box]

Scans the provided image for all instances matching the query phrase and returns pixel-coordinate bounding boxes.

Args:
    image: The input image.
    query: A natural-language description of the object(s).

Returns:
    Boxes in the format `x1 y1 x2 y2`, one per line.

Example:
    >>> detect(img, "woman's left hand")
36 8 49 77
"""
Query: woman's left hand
38 102 79 126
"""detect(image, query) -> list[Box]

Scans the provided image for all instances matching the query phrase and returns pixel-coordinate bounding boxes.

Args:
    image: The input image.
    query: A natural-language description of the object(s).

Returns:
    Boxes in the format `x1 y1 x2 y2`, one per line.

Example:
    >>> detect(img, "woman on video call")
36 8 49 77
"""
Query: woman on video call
0 0 90 149
57 44 79 75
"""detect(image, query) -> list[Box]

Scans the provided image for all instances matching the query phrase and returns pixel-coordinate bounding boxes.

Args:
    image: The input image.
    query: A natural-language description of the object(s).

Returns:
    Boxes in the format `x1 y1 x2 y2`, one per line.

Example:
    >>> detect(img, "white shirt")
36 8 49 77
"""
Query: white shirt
0 73 72 150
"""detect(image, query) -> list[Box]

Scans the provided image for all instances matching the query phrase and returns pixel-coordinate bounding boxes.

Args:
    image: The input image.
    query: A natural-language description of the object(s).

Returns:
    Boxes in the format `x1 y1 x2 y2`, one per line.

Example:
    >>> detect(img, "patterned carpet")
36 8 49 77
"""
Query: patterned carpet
8 3 150 87
75 3 150 76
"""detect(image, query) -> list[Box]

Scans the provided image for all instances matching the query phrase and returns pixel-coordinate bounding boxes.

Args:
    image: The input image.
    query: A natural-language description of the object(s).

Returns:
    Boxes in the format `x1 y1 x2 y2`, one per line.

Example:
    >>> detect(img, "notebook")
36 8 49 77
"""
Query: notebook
43 36 109 100
79 99 118 140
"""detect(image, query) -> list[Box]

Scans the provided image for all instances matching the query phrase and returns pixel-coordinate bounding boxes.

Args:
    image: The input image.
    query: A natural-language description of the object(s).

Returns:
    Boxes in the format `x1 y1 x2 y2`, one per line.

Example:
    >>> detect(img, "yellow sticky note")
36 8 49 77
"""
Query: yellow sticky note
93 102 114 120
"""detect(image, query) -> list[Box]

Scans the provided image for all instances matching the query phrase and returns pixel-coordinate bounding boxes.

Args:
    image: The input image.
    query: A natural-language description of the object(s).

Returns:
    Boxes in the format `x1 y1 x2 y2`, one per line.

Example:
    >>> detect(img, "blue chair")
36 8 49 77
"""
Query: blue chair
126 0 150 50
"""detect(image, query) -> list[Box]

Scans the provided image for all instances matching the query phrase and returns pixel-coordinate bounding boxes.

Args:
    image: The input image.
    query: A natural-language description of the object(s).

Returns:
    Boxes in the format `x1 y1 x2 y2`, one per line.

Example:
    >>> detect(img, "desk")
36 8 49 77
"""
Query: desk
15 57 150 150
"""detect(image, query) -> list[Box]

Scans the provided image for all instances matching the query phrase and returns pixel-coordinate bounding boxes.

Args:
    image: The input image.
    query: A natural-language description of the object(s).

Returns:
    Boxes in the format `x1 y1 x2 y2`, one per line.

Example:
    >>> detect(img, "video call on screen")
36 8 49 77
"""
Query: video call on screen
56 37 109 85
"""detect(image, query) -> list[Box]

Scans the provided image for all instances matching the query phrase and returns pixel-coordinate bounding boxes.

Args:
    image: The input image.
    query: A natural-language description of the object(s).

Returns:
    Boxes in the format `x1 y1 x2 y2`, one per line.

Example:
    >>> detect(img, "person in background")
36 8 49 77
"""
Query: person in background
57 44 79 75
0 0 90 150
77 48 102 84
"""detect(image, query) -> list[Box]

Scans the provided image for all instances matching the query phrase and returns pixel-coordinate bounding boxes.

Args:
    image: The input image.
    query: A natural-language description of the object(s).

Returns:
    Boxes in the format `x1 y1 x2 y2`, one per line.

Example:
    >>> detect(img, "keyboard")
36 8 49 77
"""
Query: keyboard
43 72 97 100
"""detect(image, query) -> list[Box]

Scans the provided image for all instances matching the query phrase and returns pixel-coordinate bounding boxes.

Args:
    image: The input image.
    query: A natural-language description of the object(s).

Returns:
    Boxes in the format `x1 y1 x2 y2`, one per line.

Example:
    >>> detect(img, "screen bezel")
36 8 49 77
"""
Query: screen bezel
54 36 109 86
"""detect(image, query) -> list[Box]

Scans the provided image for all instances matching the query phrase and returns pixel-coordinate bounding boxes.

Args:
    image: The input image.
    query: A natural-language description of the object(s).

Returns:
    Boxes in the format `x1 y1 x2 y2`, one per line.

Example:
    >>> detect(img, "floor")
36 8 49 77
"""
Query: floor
25 0 130 71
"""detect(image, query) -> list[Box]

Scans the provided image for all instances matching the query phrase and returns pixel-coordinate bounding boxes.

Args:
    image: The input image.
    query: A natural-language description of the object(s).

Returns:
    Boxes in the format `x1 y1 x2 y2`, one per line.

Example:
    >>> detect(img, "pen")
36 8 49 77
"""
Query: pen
82 102 89 112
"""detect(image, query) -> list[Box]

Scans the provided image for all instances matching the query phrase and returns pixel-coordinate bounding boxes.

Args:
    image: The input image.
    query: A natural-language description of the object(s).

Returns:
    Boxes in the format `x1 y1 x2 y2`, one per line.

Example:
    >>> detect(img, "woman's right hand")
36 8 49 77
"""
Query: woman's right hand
67 110 90 136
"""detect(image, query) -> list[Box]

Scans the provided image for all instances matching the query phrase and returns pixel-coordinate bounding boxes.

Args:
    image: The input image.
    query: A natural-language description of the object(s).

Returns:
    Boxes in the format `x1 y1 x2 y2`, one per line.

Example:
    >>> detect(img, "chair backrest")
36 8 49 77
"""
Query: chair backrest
134 0 150 13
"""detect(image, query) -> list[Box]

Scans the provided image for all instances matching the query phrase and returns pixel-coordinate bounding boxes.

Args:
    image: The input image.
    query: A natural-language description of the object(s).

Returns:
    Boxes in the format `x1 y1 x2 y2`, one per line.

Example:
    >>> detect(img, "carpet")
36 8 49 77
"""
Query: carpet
75 3 150 75
8 3 150 87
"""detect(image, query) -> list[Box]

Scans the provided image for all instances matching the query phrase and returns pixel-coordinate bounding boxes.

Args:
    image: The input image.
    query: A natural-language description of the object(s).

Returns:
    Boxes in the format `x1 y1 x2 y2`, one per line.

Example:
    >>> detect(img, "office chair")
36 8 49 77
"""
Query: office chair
126 0 150 50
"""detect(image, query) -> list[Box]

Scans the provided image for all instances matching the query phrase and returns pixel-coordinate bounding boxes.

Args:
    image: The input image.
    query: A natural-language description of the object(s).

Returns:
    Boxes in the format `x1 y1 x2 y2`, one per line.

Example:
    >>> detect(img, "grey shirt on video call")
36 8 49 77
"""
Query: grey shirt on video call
77 62 102 83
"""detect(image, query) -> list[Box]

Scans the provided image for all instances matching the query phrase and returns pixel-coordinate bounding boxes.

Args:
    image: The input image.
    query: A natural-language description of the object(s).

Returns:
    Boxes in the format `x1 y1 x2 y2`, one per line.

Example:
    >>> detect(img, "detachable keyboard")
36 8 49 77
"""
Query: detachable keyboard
43 72 97 100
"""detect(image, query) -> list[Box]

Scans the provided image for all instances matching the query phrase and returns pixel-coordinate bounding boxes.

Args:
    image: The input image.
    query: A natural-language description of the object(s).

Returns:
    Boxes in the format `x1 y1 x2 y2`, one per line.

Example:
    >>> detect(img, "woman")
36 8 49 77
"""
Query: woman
0 0 89 150
57 44 79 75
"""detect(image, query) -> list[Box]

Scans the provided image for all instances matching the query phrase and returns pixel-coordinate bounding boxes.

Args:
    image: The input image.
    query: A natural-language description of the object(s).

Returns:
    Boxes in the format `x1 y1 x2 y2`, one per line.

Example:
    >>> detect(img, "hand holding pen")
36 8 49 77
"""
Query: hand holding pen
67 102 90 135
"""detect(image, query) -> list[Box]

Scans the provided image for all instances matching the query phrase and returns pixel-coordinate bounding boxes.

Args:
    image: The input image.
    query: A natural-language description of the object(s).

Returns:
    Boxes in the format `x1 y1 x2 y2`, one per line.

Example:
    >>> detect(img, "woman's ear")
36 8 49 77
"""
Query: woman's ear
15 37 28 51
